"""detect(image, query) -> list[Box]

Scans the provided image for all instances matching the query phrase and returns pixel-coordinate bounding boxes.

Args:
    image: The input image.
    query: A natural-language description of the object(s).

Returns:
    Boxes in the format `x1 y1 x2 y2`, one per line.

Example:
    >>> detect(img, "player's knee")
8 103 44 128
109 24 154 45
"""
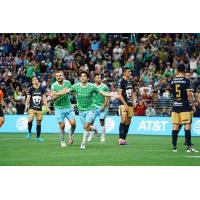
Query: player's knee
59 122 65 130
70 120 76 127
125 117 131 125
121 116 127 123
28 120 33 124
84 123 90 131
36 120 41 125
100 120 105 126
185 123 191 130
173 124 180 130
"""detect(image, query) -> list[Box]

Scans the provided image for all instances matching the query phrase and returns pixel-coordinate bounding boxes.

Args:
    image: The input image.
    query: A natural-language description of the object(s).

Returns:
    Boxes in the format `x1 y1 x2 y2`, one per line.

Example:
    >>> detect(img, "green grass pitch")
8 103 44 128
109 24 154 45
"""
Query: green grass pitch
0 133 199 166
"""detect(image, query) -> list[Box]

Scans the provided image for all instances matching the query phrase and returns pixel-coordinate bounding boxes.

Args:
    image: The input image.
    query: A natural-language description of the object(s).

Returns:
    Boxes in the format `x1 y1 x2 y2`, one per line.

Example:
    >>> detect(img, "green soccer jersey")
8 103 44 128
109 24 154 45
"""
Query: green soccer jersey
70 82 99 111
93 83 109 109
51 80 72 109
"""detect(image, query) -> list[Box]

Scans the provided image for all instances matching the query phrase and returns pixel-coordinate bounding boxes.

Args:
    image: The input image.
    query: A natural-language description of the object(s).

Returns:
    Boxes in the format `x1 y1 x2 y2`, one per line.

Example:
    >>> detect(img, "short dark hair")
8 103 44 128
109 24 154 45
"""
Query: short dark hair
79 71 89 78
177 64 186 73
94 72 100 77
122 67 131 74
31 76 38 82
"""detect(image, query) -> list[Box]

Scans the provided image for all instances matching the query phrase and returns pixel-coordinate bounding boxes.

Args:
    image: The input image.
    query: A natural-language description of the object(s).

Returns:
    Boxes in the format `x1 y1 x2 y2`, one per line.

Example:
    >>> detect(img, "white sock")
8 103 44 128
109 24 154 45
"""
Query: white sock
60 130 65 142
102 126 106 136
82 130 90 144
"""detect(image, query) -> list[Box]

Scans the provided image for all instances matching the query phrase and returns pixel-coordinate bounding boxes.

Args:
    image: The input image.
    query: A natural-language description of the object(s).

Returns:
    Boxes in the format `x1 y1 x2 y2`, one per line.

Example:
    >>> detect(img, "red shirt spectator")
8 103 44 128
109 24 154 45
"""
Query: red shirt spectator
135 100 147 116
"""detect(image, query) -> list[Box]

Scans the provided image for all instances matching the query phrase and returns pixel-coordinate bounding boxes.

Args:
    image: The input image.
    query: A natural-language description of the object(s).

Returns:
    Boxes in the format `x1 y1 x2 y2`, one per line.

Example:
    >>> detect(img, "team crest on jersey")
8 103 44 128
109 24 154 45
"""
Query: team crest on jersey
32 96 42 105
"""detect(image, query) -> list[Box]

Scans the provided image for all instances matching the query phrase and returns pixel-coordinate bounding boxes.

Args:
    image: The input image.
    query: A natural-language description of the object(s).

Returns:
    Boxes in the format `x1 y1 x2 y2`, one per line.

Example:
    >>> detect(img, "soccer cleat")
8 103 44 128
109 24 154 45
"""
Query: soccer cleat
100 135 105 143
61 141 67 148
184 142 194 146
36 137 44 142
186 147 198 153
26 133 32 140
172 147 177 152
119 139 128 145
80 142 86 149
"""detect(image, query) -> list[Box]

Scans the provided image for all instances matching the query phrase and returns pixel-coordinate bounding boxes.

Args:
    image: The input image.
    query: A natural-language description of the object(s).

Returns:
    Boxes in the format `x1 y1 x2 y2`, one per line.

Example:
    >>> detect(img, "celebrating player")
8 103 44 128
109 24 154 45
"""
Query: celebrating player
25 76 51 142
87 73 110 143
51 71 76 147
170 64 198 152
61 71 118 149
118 67 136 145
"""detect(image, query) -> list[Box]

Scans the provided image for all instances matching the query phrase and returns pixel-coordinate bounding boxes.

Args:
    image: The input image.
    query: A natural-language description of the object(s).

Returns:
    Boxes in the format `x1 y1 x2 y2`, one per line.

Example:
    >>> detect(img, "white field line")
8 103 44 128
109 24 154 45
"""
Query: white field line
0 137 58 141
185 156 200 158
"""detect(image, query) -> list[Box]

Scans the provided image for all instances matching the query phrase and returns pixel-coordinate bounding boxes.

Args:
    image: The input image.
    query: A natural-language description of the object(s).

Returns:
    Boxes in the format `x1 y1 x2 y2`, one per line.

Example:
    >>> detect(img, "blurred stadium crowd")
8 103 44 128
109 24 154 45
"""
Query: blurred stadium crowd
0 33 200 117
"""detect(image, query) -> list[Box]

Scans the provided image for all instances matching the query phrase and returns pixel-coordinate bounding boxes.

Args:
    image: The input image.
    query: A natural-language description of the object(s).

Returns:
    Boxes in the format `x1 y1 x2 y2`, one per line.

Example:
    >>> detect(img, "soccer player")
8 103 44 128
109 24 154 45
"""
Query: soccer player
63 71 118 149
170 64 198 152
50 70 76 148
118 67 136 145
25 76 51 142
88 73 110 143
0 88 5 128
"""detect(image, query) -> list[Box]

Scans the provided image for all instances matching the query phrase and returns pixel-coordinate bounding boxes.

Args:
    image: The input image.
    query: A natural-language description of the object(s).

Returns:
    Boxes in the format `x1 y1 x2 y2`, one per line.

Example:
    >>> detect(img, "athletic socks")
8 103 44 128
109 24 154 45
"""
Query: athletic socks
82 130 90 144
60 130 65 142
69 125 75 137
124 124 130 139
172 130 179 147
119 123 126 140
28 121 32 133
185 130 192 147
102 125 106 136
36 125 41 138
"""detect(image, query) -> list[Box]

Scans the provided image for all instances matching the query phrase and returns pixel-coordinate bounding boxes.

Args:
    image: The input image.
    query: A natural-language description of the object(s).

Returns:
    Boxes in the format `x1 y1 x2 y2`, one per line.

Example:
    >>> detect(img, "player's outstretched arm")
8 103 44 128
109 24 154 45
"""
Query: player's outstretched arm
42 95 51 114
99 90 119 98
100 97 110 112
50 88 69 100
25 95 31 113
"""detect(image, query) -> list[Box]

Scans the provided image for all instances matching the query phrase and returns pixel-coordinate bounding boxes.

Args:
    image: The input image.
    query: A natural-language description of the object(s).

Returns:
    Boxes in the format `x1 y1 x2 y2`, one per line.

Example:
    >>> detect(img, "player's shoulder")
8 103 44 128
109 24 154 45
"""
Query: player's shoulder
118 76 123 82
28 86 34 91
51 81 58 88
118 77 124 84
72 82 80 89
88 82 94 87
40 86 46 92
101 83 109 88
183 77 190 82
64 80 71 84
73 82 80 86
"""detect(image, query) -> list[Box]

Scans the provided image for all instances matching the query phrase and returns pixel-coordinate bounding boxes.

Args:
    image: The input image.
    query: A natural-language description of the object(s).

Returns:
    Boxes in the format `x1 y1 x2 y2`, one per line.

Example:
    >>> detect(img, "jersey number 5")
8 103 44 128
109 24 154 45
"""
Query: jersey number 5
175 84 181 98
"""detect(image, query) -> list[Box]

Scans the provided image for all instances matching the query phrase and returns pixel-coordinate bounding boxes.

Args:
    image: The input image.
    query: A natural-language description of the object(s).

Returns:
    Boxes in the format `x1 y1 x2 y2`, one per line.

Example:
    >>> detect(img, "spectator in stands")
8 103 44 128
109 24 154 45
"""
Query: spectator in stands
13 86 24 102
109 85 119 115
5 102 17 114
145 103 156 117
161 107 170 117
162 86 171 99
15 99 25 114
193 102 200 117
0 33 199 116
135 99 147 116
163 63 174 78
